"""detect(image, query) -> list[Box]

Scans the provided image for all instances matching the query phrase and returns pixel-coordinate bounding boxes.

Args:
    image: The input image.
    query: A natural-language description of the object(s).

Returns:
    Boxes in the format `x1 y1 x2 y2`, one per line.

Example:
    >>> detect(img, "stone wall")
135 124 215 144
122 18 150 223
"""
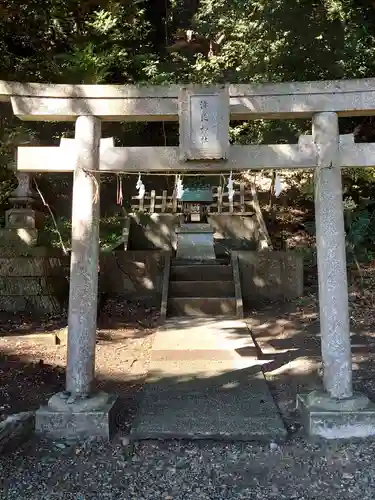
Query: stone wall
99 250 166 303
209 214 261 257
0 228 54 256
0 250 303 315
100 250 303 306
0 251 166 315
0 256 70 314
127 213 262 256
127 213 183 252
236 250 303 304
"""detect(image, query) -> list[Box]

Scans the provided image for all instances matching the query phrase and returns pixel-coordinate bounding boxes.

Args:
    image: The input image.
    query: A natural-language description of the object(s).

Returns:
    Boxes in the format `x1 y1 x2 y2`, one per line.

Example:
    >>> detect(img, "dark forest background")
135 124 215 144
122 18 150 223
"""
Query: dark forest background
2 0 375 261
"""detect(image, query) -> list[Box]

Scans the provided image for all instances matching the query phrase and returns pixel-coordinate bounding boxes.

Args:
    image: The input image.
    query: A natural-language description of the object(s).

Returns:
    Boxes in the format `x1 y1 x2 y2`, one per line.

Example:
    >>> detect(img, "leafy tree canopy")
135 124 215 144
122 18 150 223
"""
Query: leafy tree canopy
1 0 375 220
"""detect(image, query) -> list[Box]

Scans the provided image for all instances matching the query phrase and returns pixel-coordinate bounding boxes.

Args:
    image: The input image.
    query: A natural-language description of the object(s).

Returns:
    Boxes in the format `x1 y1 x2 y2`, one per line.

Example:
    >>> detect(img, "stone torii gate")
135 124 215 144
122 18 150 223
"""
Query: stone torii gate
5 79 375 439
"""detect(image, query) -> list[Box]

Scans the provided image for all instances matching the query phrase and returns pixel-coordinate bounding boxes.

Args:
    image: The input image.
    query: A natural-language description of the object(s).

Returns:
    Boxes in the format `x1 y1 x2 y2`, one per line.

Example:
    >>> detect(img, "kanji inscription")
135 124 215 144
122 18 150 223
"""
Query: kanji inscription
179 86 229 161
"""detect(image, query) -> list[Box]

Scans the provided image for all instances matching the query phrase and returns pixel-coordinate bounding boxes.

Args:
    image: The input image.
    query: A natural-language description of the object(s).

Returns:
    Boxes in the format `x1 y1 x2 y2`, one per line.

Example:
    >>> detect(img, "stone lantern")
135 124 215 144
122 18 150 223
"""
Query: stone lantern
6 173 43 230
2 172 44 250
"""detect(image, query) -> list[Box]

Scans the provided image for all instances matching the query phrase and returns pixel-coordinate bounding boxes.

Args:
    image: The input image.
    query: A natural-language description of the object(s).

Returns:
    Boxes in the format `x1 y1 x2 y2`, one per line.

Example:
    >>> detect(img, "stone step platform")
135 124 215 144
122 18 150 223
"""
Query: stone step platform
170 262 233 282
131 317 286 441
171 258 229 265
169 280 235 298
168 297 236 316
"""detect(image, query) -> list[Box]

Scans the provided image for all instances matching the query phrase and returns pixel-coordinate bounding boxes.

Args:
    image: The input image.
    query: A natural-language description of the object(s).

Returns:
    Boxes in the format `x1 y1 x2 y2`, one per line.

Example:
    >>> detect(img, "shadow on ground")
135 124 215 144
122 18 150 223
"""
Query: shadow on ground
1 294 375 436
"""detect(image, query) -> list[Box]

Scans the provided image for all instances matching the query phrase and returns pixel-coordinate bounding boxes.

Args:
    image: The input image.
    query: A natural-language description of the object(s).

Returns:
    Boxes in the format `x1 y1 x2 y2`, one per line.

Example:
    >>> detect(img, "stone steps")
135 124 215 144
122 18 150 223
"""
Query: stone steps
168 297 237 317
169 280 235 298
168 260 237 317
170 262 232 282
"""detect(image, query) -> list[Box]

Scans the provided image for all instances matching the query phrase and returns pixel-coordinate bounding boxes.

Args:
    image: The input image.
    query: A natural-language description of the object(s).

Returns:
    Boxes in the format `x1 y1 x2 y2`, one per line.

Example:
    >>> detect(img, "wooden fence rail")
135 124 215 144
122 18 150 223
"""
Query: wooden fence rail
130 183 256 214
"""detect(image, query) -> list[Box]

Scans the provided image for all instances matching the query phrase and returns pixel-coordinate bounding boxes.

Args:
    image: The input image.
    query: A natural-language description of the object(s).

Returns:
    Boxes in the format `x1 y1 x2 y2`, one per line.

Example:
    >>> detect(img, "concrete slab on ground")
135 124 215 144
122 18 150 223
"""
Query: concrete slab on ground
131 317 286 441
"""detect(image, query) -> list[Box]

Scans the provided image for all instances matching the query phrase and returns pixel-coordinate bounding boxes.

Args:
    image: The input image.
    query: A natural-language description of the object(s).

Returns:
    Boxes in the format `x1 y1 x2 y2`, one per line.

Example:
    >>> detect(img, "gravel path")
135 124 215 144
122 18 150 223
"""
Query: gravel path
2 436 375 499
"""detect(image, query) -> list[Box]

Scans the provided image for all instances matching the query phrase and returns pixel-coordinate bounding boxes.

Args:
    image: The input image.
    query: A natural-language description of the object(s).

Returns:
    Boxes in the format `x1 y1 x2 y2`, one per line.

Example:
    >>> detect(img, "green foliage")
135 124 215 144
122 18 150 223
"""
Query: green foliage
44 216 72 250
43 213 125 251
100 214 124 247
2 0 375 259
304 197 375 264
192 0 375 82
344 198 375 263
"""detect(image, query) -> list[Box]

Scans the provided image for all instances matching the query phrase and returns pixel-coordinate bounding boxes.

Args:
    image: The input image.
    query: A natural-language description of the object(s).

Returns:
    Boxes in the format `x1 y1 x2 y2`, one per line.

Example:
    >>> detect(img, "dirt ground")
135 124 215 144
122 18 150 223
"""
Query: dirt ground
1 268 375 428
2 270 375 499
0 298 159 431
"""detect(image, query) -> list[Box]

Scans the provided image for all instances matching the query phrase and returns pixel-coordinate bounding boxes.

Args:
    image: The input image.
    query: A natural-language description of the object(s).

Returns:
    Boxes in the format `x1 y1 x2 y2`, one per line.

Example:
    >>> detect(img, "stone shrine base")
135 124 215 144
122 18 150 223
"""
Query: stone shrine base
176 223 216 261
35 392 118 440
297 390 375 439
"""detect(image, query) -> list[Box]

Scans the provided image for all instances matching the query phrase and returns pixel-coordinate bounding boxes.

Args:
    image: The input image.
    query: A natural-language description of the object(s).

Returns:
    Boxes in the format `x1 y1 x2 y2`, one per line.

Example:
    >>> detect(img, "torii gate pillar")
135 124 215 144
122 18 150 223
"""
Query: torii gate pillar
35 116 118 440
313 112 352 399
298 112 371 438
66 115 101 398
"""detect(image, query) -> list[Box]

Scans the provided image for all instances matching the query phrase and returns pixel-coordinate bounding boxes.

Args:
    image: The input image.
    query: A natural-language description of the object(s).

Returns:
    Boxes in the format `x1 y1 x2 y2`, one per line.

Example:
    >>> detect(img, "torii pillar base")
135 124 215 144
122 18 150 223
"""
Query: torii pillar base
297 391 375 440
35 391 118 441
